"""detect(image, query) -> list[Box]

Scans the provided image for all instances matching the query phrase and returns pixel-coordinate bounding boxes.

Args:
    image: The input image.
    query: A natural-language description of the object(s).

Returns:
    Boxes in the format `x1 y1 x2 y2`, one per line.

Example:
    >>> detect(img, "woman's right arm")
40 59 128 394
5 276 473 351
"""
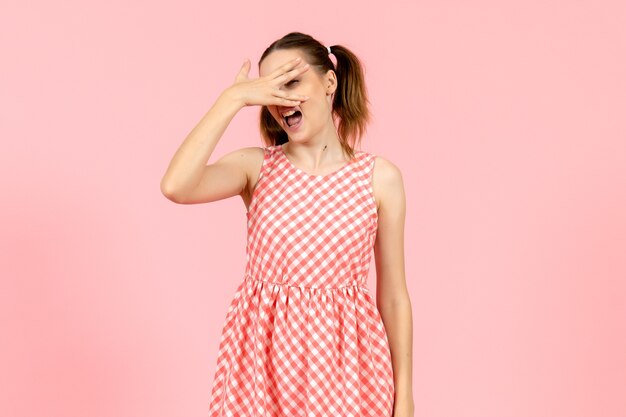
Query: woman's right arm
160 89 247 204
160 57 310 205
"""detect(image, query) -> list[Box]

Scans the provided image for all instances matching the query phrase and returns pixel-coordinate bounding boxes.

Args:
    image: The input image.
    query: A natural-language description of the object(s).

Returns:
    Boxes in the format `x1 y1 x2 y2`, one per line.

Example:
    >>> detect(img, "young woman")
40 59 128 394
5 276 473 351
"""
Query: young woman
161 32 414 417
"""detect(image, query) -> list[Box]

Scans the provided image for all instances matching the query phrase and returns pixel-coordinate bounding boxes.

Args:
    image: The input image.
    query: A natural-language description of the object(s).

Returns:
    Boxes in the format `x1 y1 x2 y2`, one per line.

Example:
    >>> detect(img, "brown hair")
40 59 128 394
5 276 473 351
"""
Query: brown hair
257 32 371 159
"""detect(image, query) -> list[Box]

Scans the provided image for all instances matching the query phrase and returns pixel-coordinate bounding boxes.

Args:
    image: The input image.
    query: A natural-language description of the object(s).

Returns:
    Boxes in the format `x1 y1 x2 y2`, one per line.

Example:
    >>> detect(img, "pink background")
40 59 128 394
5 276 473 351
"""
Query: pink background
2 1 625 417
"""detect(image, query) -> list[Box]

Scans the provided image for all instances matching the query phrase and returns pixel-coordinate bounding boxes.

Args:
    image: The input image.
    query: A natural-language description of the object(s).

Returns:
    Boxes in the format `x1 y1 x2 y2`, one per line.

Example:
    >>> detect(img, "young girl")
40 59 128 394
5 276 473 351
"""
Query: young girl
161 32 414 417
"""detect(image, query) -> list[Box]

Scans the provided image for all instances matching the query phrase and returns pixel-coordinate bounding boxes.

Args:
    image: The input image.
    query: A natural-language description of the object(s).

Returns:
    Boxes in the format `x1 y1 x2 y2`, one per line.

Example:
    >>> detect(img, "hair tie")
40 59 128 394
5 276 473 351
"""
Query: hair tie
327 45 332 55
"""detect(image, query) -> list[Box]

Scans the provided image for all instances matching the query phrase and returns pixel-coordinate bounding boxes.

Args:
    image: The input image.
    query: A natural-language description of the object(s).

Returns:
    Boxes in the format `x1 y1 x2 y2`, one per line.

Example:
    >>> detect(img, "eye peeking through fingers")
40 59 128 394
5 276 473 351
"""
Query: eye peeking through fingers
285 80 299 87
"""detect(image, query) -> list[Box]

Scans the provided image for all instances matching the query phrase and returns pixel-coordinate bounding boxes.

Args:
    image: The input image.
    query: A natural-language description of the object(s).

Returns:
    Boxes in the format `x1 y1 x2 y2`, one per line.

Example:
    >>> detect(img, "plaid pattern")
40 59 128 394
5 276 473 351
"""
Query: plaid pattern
208 145 394 416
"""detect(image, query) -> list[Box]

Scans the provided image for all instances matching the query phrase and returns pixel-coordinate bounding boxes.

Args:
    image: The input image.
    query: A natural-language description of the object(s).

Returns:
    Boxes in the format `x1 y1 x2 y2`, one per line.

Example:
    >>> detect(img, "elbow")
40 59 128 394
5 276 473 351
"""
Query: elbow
377 288 412 310
160 180 185 203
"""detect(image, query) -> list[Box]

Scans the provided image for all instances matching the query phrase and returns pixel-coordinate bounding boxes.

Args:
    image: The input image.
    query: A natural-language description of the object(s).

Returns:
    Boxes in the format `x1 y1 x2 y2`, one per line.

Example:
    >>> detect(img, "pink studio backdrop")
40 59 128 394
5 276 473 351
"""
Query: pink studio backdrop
2 1 625 417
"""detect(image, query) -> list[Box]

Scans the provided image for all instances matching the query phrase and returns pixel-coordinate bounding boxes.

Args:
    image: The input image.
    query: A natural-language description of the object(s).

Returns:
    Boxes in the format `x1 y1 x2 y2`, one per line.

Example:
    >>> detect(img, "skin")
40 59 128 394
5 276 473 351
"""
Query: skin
258 48 349 175
160 48 414 417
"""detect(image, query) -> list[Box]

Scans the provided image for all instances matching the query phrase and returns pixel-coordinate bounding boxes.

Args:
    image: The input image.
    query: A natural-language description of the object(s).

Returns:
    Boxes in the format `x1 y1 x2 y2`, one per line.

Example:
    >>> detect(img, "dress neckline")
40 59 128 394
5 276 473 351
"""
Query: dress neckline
278 144 362 179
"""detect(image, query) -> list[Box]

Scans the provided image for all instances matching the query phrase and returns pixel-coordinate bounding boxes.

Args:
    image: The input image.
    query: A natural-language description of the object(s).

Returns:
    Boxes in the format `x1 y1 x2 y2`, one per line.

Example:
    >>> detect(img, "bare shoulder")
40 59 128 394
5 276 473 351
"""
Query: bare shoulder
372 155 405 213
222 146 266 205
211 145 264 190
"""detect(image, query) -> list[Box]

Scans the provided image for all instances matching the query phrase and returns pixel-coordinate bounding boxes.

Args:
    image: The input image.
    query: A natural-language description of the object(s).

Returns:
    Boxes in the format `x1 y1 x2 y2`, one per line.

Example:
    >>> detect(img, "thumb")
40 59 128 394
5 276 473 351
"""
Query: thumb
236 58 250 80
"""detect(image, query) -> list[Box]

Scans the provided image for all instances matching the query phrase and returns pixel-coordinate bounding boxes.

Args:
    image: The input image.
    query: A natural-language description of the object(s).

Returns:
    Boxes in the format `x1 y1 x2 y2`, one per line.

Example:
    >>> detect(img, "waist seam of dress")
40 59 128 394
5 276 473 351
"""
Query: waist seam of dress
244 272 369 291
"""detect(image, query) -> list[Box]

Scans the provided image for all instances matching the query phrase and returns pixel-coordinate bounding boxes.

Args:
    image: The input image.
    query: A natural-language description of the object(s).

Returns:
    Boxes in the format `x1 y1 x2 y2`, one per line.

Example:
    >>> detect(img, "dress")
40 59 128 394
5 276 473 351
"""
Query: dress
208 144 395 417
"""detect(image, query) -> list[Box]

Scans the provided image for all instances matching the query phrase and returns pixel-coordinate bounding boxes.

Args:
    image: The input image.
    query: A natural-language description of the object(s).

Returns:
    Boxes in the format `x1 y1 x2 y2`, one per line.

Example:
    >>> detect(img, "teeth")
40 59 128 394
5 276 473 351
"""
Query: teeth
282 109 297 117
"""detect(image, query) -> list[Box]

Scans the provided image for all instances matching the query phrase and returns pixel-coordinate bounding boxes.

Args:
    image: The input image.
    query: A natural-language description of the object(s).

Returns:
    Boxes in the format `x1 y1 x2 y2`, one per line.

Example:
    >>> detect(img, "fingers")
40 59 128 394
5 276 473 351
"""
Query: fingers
274 90 310 105
269 57 306 80
275 63 310 86
277 97 306 106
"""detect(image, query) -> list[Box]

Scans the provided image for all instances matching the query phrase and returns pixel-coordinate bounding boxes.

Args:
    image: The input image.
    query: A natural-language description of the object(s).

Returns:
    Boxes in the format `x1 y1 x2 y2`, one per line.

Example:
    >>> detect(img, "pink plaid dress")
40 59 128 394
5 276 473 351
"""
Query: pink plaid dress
208 144 395 417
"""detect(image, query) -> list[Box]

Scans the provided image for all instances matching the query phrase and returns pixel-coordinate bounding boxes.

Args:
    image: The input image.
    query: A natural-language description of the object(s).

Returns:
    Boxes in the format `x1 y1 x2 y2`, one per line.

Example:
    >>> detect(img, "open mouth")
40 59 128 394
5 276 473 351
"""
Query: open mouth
282 110 302 127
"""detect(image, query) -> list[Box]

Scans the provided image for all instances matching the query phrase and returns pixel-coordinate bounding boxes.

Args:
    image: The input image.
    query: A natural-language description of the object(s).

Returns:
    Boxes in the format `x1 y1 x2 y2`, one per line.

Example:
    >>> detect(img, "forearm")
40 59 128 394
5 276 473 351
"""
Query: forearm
160 89 244 197
378 293 414 401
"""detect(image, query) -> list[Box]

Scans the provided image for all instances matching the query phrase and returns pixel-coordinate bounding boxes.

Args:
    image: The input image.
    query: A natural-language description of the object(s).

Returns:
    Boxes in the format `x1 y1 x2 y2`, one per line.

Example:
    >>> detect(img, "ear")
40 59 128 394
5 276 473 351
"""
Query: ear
326 70 337 96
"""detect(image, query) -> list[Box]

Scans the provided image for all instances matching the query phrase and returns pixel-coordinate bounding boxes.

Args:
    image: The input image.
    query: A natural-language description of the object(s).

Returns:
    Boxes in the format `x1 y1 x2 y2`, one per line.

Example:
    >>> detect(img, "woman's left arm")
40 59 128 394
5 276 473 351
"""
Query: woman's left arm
372 157 414 417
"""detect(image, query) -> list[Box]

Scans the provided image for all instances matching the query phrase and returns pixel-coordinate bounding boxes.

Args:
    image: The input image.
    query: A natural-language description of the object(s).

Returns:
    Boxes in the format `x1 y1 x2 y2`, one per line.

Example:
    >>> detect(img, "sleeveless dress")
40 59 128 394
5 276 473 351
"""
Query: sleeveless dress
208 144 395 417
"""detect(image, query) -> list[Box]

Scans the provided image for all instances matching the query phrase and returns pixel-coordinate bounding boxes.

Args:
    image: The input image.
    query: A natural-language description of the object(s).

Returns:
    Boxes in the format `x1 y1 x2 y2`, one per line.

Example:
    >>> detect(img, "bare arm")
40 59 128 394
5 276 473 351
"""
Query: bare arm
160 90 248 204
373 157 414 416
160 57 310 205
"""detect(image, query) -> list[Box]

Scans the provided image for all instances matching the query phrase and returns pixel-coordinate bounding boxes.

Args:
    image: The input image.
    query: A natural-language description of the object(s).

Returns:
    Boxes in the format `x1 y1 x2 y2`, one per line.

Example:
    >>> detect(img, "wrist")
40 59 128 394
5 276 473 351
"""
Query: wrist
394 386 414 401
219 87 245 110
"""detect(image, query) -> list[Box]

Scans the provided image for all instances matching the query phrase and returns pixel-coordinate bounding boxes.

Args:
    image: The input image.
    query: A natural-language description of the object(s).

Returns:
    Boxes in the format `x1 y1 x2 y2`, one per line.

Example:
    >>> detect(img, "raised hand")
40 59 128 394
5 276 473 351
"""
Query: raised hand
227 57 311 108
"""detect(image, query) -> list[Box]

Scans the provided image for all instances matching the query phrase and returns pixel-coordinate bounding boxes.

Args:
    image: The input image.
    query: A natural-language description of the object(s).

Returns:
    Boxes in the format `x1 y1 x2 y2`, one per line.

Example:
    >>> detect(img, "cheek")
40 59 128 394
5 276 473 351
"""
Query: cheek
304 98 325 117
302 95 320 113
